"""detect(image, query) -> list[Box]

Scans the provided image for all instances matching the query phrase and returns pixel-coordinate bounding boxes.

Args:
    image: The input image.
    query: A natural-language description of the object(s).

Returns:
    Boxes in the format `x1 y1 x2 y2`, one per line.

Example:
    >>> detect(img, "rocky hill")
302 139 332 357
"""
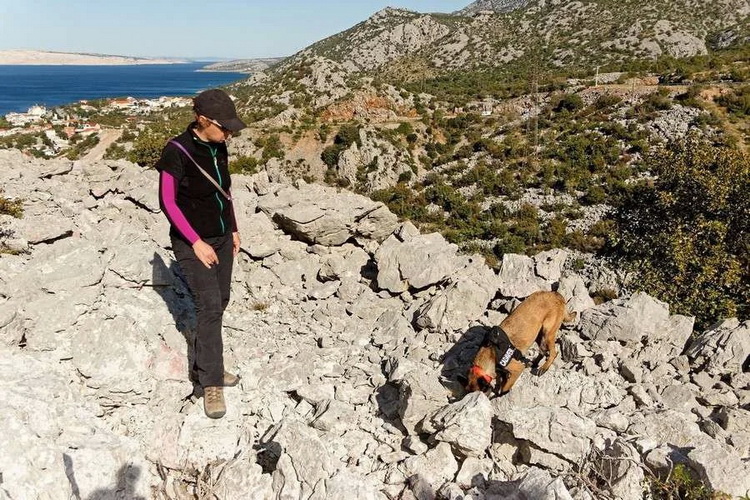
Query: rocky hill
1 150 749 498
200 57 286 73
236 0 750 87
220 0 750 169
456 0 532 15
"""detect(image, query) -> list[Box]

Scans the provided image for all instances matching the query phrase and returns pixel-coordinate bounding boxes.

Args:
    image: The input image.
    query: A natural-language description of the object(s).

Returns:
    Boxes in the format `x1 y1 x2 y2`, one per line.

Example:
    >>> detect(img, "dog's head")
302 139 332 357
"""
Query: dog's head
462 365 494 394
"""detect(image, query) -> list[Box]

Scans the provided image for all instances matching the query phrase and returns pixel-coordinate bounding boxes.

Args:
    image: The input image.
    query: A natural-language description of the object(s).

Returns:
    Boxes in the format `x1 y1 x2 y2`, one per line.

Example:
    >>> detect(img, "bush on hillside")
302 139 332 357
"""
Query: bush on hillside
319 124 362 169
229 155 259 175
0 191 23 218
640 88 673 113
553 93 584 113
593 94 623 109
127 119 187 167
65 134 100 160
648 464 731 500
716 85 750 117
607 138 749 327
261 134 284 162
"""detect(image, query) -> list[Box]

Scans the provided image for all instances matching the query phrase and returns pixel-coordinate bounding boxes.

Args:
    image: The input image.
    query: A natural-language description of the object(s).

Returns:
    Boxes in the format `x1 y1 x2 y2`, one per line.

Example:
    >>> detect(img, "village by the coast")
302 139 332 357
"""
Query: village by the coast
0 96 190 157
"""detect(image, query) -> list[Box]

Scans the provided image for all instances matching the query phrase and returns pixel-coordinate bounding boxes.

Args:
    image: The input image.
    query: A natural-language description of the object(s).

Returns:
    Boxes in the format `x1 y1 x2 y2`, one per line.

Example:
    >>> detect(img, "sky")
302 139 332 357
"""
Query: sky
0 0 471 60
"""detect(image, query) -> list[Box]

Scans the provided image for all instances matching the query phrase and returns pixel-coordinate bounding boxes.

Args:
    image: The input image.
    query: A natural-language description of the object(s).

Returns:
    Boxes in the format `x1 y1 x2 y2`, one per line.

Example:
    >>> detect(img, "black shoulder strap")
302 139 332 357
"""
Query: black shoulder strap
168 140 232 202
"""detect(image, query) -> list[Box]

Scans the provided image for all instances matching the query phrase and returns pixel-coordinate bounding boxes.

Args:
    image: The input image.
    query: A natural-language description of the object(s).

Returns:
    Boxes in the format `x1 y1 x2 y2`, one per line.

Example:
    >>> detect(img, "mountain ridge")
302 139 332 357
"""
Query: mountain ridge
456 0 532 15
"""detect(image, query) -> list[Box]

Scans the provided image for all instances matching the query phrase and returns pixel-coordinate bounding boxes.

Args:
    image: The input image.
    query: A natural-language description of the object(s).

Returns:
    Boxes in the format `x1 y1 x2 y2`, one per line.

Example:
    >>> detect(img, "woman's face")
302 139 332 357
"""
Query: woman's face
197 115 232 143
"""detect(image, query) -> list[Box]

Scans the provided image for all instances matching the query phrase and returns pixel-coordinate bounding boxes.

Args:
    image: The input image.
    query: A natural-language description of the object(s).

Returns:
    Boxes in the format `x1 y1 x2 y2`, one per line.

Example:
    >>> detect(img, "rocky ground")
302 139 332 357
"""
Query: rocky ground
0 149 749 499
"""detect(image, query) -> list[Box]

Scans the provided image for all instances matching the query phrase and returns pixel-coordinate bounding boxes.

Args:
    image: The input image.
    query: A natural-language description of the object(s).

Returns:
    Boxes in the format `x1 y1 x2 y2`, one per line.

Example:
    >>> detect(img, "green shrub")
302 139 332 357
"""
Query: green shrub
593 94 623 109
581 185 606 205
127 119 187 167
65 134 100 160
395 122 414 136
104 143 127 160
321 145 341 168
121 129 137 142
261 134 284 162
229 155 259 175
371 184 432 222
607 138 749 327
553 93 584 113
648 464 732 500
320 124 362 169
335 124 361 148
716 86 750 117
0 192 23 218
641 88 673 112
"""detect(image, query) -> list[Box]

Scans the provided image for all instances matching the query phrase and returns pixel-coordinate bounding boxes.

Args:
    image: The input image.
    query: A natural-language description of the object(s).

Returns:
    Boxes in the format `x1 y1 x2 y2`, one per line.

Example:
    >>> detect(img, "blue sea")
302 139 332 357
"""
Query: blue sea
0 63 246 115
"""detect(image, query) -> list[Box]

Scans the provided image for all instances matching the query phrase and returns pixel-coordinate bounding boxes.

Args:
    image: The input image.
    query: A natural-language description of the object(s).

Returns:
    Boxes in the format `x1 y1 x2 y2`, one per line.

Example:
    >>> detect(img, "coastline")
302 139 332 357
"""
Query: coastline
0 63 247 116
0 50 184 66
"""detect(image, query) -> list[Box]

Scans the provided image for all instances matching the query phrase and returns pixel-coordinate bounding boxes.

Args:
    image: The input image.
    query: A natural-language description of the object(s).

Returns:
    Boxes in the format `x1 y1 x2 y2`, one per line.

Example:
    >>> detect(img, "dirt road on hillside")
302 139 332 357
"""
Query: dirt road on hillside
80 129 122 164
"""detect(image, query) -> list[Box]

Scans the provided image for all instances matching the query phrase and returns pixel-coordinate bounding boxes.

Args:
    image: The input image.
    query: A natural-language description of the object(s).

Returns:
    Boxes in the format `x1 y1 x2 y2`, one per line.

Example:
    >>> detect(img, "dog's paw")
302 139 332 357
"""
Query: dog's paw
533 367 548 376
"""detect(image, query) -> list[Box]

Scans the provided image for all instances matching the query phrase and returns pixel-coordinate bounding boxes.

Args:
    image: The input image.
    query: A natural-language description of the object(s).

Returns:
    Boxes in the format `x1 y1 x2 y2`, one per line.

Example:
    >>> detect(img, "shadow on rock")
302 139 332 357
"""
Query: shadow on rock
150 251 198 391
86 464 146 500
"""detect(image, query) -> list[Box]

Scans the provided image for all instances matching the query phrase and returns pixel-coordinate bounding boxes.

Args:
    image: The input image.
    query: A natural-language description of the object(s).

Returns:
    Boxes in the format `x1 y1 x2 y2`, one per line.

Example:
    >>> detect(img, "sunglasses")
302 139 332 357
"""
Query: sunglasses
205 117 232 135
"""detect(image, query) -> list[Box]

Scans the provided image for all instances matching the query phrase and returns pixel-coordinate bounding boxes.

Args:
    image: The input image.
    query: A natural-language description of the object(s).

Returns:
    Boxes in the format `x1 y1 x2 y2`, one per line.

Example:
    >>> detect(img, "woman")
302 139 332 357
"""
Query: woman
155 88 246 418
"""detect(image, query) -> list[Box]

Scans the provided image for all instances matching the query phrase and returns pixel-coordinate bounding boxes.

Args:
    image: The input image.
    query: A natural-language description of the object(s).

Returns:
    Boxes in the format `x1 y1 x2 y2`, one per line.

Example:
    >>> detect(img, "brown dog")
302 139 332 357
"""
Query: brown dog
464 291 575 396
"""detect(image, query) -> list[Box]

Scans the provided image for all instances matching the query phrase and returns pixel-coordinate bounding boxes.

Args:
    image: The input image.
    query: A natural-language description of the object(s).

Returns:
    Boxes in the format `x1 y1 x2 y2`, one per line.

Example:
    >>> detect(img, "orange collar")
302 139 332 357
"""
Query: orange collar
470 365 493 384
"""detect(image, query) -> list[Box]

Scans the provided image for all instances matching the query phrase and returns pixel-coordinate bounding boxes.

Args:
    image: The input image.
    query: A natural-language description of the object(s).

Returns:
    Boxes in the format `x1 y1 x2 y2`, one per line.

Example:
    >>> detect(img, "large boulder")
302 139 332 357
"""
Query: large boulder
257 183 398 245
401 442 459 494
497 254 551 298
268 421 338 499
428 392 493 458
578 292 671 344
686 439 750 497
375 231 461 293
414 256 499 332
496 407 596 465
686 318 750 376
395 363 451 435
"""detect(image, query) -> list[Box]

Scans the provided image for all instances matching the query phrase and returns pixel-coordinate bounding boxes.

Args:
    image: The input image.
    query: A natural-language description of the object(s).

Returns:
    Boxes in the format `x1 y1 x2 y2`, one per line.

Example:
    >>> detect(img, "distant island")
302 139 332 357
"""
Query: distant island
199 57 285 73
0 50 185 65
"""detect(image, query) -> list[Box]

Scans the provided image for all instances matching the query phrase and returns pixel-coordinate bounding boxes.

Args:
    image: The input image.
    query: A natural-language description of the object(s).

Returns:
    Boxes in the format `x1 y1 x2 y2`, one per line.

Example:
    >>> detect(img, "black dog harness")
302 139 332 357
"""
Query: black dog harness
484 326 532 370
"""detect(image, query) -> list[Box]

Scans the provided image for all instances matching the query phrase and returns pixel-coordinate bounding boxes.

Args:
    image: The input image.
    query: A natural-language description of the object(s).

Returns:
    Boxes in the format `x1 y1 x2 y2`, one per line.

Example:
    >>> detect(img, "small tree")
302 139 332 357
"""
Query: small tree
553 93 584 113
608 138 749 327
229 155 259 175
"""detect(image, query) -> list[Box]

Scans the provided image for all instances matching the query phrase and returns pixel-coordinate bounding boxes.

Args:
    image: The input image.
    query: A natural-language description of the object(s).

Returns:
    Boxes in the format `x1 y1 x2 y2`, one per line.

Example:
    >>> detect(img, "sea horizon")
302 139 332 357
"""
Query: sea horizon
0 62 246 116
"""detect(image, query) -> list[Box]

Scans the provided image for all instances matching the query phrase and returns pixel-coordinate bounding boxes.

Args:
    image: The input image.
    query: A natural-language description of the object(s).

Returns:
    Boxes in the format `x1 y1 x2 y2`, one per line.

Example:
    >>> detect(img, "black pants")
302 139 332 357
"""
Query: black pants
171 233 233 388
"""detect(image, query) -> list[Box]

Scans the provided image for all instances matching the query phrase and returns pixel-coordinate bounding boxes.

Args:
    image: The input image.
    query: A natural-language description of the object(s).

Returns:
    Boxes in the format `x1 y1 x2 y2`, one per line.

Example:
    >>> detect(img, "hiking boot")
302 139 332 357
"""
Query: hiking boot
223 371 240 387
203 386 226 419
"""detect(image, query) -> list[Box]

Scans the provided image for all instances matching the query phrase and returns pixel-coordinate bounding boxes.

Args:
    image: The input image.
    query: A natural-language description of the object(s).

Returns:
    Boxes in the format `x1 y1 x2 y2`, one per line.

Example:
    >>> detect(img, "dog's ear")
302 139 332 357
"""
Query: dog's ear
564 310 578 323
456 374 468 386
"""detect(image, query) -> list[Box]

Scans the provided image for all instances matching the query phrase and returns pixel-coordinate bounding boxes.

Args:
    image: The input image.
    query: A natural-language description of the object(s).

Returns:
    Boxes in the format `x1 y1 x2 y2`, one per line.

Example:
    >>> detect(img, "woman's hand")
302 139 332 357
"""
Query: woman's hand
192 239 219 269
232 232 241 257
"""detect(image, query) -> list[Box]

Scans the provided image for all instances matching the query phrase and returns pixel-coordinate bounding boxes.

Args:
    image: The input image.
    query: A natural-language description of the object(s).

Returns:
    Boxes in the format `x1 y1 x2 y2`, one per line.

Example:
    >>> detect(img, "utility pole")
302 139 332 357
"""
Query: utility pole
594 65 600 87
532 67 540 167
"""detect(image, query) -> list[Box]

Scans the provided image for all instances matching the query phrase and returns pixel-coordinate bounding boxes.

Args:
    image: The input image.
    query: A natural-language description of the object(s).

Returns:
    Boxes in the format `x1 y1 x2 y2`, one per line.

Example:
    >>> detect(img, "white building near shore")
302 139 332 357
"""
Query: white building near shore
5 105 48 127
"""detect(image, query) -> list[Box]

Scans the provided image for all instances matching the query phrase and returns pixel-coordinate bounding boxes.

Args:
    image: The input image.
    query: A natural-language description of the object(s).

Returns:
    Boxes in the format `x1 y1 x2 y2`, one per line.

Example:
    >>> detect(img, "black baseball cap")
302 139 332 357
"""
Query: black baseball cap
193 89 247 132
